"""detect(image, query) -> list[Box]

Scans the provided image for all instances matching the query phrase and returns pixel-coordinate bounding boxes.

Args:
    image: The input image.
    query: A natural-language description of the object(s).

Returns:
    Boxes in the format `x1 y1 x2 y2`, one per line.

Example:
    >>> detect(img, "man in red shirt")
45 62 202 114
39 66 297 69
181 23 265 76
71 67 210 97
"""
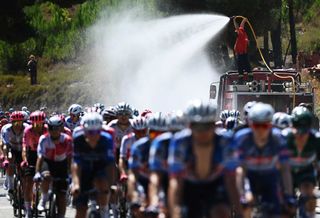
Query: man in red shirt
233 17 252 84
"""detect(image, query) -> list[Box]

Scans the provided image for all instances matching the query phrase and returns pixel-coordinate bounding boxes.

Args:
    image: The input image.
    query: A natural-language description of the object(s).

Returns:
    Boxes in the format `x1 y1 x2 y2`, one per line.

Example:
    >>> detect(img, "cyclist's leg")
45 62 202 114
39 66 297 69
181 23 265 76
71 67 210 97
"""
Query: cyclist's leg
38 160 51 210
209 204 230 218
23 173 34 216
74 169 92 218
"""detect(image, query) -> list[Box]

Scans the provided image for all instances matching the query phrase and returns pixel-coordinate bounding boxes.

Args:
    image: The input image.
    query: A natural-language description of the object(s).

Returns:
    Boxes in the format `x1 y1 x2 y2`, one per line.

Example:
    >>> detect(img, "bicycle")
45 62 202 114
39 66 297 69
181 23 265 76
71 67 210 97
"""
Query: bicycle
47 177 70 218
111 180 129 218
6 148 24 218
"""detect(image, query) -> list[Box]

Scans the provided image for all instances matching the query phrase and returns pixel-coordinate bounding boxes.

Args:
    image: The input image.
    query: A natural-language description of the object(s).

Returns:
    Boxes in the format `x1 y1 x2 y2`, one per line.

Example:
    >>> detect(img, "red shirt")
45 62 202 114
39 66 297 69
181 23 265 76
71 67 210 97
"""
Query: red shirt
234 27 249 54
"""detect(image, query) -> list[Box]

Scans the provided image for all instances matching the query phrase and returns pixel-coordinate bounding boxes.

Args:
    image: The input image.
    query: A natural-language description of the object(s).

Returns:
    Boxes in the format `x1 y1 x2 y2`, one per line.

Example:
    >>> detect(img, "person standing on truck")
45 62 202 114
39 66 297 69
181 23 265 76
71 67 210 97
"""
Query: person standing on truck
233 17 252 84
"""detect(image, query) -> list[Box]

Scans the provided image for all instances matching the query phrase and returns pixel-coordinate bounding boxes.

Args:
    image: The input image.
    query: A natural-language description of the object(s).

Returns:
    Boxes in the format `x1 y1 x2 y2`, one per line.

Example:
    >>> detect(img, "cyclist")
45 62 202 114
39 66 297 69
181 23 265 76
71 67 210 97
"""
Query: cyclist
119 116 148 180
283 106 320 217
33 115 73 217
127 112 167 216
21 111 47 217
94 103 105 114
107 102 134 161
1 111 28 199
148 111 187 216
65 104 83 131
72 112 115 218
234 101 257 132
272 112 292 130
168 101 242 218
232 103 294 217
102 106 117 125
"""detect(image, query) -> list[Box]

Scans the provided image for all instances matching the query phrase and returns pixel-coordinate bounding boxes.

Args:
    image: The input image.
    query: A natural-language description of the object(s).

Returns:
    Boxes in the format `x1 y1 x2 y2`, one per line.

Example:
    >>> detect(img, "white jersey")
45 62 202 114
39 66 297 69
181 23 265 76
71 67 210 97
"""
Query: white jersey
1 123 29 151
107 119 133 148
65 116 81 131
120 132 137 159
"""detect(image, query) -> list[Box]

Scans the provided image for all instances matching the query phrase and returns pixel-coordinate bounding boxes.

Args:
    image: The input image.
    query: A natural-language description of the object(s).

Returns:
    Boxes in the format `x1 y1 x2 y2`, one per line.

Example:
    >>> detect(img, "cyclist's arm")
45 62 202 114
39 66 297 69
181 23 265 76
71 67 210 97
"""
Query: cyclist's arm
149 171 162 207
168 177 183 218
71 162 81 188
119 158 127 175
280 162 293 195
35 155 43 173
22 146 28 162
225 172 243 216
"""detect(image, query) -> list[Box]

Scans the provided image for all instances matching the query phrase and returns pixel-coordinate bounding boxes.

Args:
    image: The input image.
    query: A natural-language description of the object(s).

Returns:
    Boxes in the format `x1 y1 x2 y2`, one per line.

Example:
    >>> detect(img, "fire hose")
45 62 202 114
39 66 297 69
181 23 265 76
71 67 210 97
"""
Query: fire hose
233 15 296 107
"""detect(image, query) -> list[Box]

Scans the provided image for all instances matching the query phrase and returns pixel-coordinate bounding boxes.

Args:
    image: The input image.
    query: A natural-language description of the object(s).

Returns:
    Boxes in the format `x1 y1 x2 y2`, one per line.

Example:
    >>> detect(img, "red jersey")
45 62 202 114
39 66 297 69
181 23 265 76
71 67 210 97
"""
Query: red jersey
234 27 249 54
23 125 48 151
37 133 72 161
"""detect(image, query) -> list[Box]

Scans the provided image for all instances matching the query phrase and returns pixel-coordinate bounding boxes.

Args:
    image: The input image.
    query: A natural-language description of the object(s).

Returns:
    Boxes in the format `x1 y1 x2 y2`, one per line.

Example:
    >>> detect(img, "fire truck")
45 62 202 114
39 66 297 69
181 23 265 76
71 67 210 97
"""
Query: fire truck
209 69 315 115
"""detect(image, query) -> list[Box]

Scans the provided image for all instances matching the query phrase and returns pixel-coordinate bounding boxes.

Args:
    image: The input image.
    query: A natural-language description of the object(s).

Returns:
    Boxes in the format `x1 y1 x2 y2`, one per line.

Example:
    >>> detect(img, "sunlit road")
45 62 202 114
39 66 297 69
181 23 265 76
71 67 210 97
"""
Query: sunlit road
0 174 75 218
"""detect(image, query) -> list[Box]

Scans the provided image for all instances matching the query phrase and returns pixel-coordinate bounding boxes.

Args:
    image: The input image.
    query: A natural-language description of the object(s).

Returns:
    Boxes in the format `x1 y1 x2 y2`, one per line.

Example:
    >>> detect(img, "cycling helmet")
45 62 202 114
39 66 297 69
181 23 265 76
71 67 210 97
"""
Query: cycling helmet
141 109 152 117
47 116 64 127
40 106 47 112
226 116 238 130
21 106 28 112
115 102 133 116
185 100 217 123
30 111 46 124
276 114 292 129
133 108 140 117
243 101 257 118
248 103 274 123
81 112 103 131
229 109 241 120
272 112 283 125
102 107 117 118
10 111 24 122
291 106 312 132
21 111 30 121
132 117 148 130
94 103 105 111
9 108 14 113
68 104 83 116
148 112 168 131
168 111 187 131
219 110 230 122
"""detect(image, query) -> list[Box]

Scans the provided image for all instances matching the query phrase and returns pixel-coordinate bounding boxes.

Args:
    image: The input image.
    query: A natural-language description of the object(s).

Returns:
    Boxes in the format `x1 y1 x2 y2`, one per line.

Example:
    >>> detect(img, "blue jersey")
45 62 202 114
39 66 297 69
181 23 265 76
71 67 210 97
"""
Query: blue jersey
72 127 114 171
168 129 236 181
128 137 151 172
149 132 173 172
232 127 289 173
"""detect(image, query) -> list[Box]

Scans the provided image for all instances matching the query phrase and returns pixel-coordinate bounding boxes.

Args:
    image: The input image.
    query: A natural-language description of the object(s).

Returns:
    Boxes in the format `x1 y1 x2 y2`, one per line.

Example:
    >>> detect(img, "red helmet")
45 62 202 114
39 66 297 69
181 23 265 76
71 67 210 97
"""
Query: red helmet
10 111 25 122
141 109 152 117
30 111 46 124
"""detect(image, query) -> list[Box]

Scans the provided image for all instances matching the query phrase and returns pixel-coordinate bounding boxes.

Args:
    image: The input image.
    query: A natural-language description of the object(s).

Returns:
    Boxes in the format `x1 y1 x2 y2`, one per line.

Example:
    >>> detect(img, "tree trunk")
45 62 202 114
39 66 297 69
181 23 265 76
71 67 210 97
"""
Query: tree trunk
288 0 297 64
271 16 282 68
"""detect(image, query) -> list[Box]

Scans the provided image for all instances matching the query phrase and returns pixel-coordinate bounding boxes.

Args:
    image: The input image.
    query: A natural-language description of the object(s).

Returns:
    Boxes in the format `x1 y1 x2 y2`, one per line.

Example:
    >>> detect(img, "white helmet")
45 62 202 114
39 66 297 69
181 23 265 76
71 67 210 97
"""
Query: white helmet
272 113 292 129
249 103 274 123
81 112 103 131
68 104 83 116
131 117 148 130
185 100 217 123
21 111 29 121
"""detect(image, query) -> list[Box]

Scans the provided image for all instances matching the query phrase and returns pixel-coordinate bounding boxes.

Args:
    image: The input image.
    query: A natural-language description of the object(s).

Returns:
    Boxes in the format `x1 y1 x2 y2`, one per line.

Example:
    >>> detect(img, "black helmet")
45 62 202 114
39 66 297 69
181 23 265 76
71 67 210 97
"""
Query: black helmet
291 106 312 133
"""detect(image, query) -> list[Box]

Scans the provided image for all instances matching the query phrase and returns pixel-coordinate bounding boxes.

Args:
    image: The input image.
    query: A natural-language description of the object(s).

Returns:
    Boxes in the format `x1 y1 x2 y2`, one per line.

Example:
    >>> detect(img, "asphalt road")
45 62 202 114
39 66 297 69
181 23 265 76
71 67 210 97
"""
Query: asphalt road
0 174 75 218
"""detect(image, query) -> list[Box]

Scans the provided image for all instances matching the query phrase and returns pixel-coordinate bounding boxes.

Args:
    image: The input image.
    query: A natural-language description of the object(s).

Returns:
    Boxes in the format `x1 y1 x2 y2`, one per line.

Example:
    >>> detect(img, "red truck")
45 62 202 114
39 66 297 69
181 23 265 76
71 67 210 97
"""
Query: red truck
209 69 315 115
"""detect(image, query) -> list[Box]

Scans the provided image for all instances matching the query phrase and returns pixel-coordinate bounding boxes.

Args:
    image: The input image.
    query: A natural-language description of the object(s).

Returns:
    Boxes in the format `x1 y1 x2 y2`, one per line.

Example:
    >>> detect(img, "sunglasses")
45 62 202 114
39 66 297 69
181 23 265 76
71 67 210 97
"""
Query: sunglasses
251 123 271 129
191 123 215 132
32 123 44 128
12 121 23 126
49 126 62 131
85 130 101 136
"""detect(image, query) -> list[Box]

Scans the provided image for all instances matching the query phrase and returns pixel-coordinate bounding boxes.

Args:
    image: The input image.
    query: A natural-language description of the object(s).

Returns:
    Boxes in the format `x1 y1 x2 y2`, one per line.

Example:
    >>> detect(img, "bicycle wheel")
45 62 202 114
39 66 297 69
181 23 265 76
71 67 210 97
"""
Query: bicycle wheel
17 180 23 218
48 193 57 218
13 176 18 217
34 184 40 218
119 184 128 218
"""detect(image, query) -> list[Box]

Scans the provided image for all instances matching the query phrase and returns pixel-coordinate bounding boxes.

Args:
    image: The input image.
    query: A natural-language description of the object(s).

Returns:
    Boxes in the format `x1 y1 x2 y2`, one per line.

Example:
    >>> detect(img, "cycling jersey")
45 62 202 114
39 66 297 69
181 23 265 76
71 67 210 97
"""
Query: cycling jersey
283 128 320 187
107 119 133 148
128 137 151 173
72 127 114 171
168 129 235 180
232 127 289 215
1 123 29 151
65 116 81 131
37 133 72 162
168 129 235 218
23 125 48 151
149 132 172 172
120 132 136 159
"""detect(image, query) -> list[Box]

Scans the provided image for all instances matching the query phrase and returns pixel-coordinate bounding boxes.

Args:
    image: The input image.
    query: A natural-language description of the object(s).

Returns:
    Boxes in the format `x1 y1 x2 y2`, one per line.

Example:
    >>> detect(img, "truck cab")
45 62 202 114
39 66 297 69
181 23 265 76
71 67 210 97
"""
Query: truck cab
210 69 314 116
